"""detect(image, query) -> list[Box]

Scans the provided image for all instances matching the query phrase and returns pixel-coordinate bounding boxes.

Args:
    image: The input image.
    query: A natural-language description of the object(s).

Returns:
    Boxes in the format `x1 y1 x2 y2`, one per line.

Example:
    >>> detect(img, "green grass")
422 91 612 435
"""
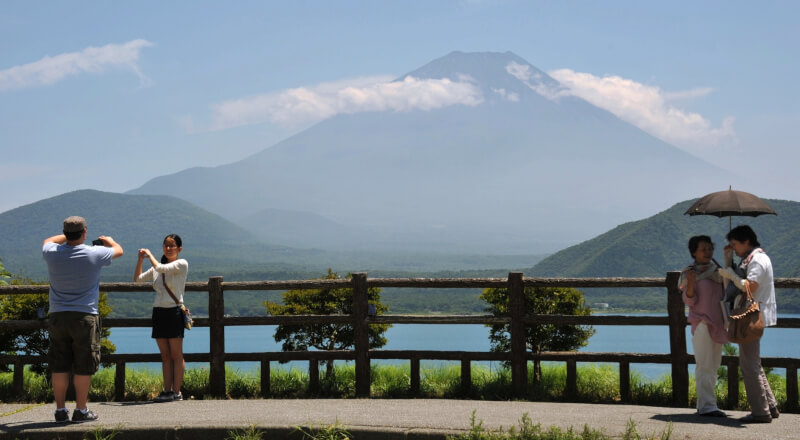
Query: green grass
448 411 673 440
0 363 795 414
226 424 265 440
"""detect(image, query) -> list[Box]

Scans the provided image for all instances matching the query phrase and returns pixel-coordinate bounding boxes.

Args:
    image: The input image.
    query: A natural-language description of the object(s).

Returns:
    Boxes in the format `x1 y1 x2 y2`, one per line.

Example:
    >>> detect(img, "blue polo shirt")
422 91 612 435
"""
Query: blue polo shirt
43 242 114 314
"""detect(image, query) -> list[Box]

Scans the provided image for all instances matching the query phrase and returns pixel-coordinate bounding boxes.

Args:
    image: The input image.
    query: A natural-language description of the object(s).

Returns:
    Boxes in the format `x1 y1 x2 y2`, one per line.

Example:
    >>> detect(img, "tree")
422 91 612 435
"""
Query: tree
264 269 390 377
0 258 116 375
479 285 595 381
0 257 10 285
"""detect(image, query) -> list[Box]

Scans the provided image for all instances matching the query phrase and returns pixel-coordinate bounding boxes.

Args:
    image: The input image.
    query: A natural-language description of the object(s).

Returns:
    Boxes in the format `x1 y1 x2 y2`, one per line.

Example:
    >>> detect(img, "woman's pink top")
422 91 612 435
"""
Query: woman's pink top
682 275 728 344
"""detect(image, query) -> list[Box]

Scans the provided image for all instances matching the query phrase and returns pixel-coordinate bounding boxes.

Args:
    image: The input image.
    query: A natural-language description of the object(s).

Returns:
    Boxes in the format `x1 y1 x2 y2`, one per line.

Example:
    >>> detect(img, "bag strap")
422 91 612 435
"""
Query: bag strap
162 275 182 307
744 278 754 301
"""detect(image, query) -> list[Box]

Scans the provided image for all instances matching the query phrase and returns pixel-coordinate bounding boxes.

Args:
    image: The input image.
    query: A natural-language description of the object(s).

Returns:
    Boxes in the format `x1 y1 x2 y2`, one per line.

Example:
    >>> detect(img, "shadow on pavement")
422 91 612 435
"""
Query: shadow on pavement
650 413 747 428
98 401 157 407
1 420 65 432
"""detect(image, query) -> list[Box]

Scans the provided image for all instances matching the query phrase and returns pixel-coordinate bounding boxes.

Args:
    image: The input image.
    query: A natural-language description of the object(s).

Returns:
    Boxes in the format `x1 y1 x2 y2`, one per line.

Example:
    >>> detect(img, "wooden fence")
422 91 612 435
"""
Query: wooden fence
1 272 799 411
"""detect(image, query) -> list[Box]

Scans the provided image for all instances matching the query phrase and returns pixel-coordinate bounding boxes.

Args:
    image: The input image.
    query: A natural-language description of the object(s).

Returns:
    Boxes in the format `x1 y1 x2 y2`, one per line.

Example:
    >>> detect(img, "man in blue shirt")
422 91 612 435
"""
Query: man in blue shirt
43 216 123 423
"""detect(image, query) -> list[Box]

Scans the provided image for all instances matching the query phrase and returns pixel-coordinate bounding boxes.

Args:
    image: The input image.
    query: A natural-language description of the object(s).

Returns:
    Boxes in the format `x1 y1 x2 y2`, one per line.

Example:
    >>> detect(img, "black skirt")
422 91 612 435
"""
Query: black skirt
151 306 185 339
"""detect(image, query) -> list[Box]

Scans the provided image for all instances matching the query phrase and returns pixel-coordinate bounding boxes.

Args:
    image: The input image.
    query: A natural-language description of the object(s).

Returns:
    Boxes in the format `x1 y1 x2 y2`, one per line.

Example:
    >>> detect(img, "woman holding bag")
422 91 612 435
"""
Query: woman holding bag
679 235 727 417
718 225 778 423
134 234 189 402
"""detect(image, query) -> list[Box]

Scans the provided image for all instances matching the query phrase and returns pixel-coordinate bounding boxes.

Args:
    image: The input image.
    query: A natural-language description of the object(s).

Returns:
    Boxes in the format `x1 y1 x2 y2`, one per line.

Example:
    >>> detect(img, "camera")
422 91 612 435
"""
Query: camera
91 239 104 246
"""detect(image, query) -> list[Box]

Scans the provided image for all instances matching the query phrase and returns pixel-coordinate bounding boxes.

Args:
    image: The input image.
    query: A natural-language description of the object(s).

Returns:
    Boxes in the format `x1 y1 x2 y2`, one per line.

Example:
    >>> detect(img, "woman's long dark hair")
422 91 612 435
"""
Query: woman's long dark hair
160 234 183 264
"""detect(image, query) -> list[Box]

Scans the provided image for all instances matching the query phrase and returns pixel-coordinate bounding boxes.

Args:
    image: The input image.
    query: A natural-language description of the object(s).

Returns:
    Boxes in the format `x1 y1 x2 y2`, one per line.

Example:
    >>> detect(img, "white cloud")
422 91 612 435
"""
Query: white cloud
492 88 519 102
507 62 736 149
199 75 484 132
0 39 154 92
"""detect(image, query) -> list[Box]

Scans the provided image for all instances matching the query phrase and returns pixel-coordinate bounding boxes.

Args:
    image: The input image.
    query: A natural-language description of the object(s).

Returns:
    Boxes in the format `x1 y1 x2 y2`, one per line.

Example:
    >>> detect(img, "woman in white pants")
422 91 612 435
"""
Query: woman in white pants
680 235 727 417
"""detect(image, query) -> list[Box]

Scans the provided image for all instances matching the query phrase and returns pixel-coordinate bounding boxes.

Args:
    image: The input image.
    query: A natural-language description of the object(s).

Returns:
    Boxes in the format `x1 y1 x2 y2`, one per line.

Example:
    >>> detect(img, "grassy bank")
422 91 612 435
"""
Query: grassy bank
0 363 793 413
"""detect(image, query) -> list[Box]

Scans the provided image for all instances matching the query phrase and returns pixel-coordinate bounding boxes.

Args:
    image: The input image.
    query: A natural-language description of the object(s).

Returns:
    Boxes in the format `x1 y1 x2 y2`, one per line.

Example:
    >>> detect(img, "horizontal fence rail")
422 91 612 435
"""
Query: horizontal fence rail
1 273 799 411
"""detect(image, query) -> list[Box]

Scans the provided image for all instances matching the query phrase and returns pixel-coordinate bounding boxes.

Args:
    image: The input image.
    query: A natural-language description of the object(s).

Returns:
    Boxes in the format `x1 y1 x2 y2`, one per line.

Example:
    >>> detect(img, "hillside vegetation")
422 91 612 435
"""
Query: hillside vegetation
3 192 799 315
531 198 800 312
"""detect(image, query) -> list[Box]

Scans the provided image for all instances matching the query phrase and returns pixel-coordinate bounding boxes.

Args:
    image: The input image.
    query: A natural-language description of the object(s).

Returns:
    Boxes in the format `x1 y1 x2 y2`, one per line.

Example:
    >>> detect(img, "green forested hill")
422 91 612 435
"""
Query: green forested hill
5 192 798 315
530 198 800 312
0 189 326 280
0 190 542 317
530 199 800 277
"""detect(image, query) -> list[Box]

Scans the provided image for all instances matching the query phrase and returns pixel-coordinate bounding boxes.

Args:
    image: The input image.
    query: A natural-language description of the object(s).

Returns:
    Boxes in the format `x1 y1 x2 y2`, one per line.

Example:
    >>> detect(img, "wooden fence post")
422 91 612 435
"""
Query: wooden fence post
666 271 689 407
566 359 577 399
114 361 126 401
509 272 527 397
619 361 630 402
786 367 798 412
12 360 23 399
352 272 370 397
726 357 739 409
461 359 471 396
261 357 271 398
410 356 420 396
208 276 226 398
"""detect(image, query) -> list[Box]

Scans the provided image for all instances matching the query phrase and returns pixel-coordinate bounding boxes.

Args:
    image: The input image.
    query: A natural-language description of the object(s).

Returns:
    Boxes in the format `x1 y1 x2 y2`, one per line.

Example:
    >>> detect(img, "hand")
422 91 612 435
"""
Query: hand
138 249 148 259
686 270 696 286
723 245 734 267
718 267 745 290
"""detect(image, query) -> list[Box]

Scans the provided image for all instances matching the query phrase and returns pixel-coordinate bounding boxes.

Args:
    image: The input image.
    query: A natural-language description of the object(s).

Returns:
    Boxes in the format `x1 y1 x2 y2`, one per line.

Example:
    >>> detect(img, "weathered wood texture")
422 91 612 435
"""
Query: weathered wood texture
509 272 527 397
2 272 800 412
352 273 370 397
208 276 225 398
666 271 689 407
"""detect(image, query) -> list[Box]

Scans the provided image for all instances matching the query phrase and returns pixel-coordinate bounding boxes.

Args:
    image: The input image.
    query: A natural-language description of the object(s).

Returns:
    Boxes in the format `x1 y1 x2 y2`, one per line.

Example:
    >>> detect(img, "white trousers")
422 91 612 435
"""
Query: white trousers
692 321 722 413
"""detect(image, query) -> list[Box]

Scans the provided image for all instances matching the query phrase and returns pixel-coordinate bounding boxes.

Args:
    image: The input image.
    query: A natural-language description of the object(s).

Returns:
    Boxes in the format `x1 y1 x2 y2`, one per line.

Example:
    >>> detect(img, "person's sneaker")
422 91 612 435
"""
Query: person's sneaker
770 406 780 419
71 409 98 423
54 408 69 423
172 392 183 401
153 390 174 402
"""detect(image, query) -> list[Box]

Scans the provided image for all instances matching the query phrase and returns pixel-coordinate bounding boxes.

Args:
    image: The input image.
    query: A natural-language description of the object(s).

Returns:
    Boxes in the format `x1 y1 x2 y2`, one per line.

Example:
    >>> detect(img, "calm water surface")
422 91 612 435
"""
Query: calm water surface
107 314 800 379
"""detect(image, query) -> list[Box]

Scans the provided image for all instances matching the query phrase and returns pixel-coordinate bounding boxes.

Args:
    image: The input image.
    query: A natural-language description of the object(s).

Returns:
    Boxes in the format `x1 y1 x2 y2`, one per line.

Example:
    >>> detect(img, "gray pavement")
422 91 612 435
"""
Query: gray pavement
1 399 798 440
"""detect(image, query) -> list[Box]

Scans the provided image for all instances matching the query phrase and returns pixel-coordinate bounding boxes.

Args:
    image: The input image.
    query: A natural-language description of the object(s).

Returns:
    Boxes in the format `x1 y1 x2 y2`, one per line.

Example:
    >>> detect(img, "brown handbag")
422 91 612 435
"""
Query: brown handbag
727 281 764 343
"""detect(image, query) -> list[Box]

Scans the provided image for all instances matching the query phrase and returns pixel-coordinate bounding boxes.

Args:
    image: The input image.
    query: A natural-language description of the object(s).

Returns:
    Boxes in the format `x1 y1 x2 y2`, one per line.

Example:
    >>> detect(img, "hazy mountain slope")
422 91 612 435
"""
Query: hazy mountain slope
0 190 545 281
0 189 319 280
128 51 737 253
234 208 357 249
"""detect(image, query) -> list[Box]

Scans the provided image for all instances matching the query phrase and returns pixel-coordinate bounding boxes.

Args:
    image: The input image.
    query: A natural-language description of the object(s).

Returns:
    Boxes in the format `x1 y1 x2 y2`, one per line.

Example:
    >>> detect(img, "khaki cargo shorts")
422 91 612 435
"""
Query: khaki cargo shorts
48 312 101 375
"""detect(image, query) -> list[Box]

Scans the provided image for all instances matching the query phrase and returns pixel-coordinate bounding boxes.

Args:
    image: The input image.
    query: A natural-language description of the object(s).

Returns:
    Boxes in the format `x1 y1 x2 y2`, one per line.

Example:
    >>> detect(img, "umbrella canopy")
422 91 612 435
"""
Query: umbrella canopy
684 189 777 218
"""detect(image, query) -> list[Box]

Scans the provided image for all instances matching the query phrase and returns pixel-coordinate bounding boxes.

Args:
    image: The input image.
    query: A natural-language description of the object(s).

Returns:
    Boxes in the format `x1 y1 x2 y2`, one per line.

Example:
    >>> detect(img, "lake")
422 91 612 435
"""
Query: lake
107 314 800 379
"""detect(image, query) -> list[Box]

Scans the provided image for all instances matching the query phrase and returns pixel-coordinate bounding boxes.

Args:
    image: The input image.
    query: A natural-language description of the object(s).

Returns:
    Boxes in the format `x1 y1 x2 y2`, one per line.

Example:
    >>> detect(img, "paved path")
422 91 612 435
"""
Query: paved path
1 399 798 440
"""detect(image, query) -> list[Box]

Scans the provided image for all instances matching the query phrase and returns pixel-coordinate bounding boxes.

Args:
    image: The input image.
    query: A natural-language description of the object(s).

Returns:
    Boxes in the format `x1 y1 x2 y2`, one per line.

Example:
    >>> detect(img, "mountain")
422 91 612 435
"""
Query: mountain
530 198 800 277
529 198 800 312
128 51 737 253
0 190 544 281
233 208 357 249
0 189 323 280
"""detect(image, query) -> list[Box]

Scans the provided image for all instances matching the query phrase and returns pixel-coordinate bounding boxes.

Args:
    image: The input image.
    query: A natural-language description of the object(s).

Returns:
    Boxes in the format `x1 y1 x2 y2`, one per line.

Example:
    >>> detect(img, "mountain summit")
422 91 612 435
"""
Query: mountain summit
129 51 734 252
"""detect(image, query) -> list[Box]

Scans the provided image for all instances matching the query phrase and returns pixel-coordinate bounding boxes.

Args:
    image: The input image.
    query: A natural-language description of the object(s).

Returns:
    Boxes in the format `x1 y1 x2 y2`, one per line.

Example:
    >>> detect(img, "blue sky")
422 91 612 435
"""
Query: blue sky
2 1 798 214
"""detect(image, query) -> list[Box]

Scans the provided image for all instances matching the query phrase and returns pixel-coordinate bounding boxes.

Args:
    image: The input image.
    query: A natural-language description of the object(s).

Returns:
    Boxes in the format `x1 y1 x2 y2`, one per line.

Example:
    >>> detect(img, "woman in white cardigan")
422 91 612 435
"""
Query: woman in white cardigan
134 234 189 402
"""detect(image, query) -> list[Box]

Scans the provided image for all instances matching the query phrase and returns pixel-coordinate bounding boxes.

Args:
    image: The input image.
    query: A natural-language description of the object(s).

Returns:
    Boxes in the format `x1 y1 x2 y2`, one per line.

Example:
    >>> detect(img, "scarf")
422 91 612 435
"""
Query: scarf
737 247 765 276
679 260 722 289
